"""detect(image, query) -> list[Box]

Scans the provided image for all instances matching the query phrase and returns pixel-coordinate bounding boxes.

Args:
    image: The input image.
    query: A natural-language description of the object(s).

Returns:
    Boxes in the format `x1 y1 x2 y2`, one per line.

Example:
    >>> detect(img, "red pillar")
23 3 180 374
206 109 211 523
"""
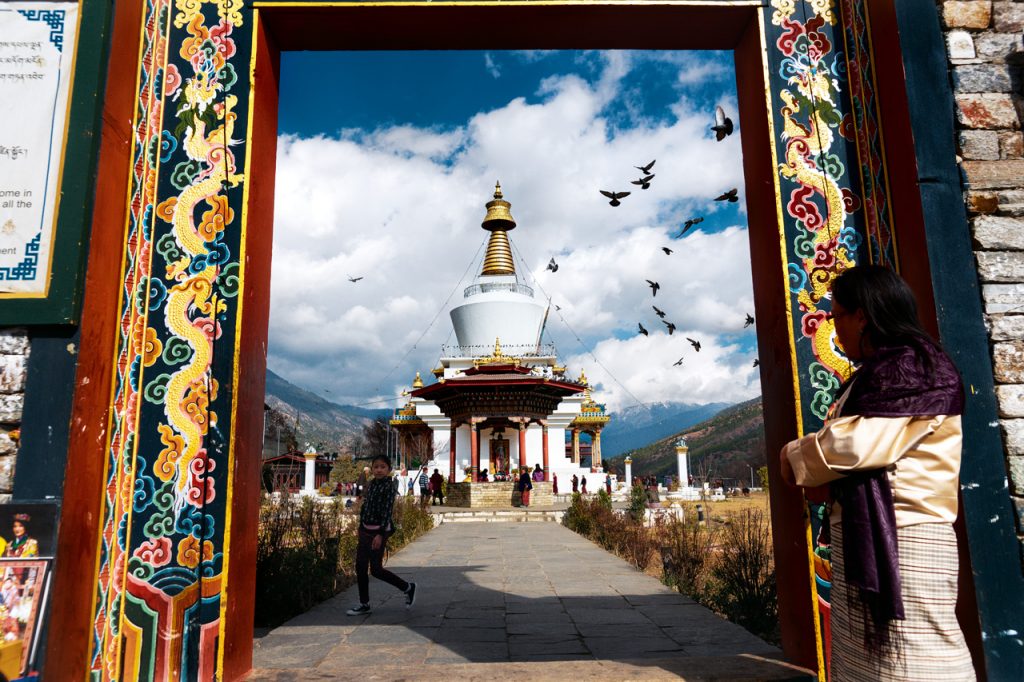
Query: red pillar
518 423 527 473
449 423 457 483
542 422 549 482
470 422 479 482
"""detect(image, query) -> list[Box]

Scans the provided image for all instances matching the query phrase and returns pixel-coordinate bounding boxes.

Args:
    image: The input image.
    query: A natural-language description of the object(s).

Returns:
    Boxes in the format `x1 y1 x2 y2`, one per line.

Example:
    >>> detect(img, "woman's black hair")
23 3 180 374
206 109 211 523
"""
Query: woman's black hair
370 454 393 471
831 265 935 365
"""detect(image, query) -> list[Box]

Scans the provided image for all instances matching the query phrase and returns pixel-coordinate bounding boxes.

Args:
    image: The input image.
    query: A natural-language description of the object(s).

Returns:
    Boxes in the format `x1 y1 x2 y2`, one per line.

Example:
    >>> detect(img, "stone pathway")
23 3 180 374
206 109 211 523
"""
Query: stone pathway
248 522 812 681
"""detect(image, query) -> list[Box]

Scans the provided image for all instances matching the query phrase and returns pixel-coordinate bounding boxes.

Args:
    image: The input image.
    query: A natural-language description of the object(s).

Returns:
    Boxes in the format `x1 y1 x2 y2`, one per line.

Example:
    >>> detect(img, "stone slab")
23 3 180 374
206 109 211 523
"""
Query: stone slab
251 522 803 679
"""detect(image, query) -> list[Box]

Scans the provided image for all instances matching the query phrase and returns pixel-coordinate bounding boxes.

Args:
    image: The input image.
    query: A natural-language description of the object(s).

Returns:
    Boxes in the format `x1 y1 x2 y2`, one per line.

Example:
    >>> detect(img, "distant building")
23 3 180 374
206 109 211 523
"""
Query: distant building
391 184 610 485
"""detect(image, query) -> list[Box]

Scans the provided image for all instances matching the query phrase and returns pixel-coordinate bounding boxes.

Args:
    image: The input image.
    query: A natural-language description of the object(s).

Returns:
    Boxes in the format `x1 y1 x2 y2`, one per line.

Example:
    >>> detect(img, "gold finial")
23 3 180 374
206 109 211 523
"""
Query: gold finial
494 337 502 357
412 372 424 388
481 182 516 276
579 369 588 386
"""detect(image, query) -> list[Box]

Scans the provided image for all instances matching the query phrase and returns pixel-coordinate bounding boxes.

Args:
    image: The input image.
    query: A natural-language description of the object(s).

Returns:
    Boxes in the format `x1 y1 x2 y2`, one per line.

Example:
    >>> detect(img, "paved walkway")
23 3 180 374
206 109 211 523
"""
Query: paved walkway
248 523 812 681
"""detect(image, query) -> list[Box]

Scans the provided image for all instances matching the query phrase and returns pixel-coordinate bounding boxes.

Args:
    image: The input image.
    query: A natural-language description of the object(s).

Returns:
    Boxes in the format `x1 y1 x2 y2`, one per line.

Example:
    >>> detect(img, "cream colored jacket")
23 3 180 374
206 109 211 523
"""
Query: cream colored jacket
784 411 963 527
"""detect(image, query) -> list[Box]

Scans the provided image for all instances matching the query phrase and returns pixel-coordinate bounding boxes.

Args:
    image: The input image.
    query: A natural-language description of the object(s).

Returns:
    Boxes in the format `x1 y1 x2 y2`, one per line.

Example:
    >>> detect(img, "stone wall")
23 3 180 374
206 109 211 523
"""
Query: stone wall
0 329 28 505
446 482 554 508
940 1 1024 558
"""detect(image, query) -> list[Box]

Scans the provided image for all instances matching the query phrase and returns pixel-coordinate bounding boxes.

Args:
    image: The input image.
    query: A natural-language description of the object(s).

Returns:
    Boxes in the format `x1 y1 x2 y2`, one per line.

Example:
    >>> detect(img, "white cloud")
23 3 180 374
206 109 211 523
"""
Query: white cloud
484 52 501 79
270 52 755 411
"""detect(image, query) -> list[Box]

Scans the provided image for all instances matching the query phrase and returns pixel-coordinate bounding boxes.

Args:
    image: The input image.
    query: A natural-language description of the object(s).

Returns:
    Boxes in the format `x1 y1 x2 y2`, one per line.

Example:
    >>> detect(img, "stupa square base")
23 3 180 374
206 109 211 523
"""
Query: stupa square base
445 481 553 508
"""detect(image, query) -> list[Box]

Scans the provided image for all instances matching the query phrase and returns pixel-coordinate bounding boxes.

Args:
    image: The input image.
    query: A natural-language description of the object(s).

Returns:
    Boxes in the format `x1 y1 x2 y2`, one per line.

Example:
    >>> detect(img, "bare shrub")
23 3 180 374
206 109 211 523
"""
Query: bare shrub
706 509 779 644
657 515 718 603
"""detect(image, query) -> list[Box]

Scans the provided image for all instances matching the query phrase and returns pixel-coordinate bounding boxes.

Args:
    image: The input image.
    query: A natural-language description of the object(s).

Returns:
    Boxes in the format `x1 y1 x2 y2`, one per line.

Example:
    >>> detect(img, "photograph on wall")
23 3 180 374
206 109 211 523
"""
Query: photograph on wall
0 558 50 675
0 503 58 559
0 2 80 297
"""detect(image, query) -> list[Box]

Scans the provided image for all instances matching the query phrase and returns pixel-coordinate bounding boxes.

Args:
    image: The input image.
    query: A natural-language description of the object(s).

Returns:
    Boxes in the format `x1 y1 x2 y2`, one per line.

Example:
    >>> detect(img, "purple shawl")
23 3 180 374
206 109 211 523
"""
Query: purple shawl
832 337 963 651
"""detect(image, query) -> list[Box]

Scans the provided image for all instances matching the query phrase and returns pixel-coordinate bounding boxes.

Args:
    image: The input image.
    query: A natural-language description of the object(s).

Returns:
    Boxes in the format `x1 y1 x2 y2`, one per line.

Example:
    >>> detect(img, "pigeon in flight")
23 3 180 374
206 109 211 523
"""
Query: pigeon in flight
715 188 739 203
547 258 559 273
635 160 656 174
712 105 734 141
744 313 755 328
600 190 631 207
653 305 666 319
752 358 760 367
678 216 704 238
686 337 702 352
638 323 649 337
555 304 561 311
661 247 673 255
631 174 655 190
664 321 676 335
646 280 660 297
348 276 363 283
673 357 684 367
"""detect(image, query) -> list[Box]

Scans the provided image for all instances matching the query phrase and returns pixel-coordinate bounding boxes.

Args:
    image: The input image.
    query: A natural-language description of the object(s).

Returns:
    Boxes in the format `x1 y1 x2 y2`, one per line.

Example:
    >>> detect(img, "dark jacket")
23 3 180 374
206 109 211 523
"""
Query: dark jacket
517 472 533 493
359 477 396 534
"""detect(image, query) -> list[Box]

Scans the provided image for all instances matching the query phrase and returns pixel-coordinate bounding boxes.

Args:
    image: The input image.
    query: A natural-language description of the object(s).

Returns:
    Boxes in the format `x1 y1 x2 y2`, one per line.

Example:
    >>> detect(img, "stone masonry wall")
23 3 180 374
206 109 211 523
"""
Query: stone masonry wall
940 1 1024 560
0 329 28 505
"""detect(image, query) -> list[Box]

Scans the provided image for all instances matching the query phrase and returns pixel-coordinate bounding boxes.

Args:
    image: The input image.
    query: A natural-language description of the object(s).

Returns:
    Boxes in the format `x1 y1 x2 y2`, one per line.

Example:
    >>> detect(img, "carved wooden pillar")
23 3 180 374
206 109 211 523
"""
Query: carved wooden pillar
541 421 549 482
592 430 602 470
518 422 527 473
470 418 481 482
449 422 458 482
572 427 580 464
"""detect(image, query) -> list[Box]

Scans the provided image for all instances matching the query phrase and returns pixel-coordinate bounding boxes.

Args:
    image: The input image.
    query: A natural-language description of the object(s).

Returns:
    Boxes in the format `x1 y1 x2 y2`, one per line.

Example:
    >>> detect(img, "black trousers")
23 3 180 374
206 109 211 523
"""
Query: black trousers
356 526 409 604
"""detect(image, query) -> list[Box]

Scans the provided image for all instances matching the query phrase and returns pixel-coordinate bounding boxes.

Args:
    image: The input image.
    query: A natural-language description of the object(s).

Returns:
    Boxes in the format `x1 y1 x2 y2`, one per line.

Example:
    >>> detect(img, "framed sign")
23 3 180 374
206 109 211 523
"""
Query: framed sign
0 0 112 324
0 559 50 676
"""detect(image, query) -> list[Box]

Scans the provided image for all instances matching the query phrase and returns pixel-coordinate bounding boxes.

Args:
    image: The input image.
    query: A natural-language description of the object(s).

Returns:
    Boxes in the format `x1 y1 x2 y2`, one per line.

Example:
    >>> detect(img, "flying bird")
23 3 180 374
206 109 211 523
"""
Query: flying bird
673 357 684 367
631 174 655 190
752 358 760 367
646 280 660 297
348 276 363 282
638 323 649 337
715 188 739 203
555 304 561 311
653 305 666 319
600 190 631 207
661 247 673 255
635 160 656 174
677 216 704 238
686 337 702 352
664 321 676 335
547 258 559 273
744 313 755 328
711 105 734 141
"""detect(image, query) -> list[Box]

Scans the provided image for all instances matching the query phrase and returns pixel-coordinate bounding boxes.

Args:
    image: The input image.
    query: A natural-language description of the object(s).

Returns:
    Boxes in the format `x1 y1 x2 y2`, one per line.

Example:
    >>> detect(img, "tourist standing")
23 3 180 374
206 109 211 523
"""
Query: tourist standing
605 473 612 494
532 463 544 482
417 466 430 508
430 468 445 506
571 474 579 493
346 455 417 616
517 466 533 507
781 265 974 680
580 475 588 495
552 472 558 495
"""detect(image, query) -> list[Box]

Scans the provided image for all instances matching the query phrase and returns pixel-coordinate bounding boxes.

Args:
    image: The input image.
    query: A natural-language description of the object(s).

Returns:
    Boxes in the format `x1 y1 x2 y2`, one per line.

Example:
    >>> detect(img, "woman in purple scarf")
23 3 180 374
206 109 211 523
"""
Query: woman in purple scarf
781 266 974 681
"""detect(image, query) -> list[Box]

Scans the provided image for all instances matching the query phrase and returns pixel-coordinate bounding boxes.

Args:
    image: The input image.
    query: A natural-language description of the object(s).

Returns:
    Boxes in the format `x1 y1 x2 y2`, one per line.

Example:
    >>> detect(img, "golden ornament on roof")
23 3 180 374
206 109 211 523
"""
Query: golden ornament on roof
480 182 516 276
412 372 424 388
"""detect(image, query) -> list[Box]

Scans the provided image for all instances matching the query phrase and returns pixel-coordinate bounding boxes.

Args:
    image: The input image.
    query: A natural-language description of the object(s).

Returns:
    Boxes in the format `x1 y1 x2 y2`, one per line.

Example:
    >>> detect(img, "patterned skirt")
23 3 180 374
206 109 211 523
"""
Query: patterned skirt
829 520 976 681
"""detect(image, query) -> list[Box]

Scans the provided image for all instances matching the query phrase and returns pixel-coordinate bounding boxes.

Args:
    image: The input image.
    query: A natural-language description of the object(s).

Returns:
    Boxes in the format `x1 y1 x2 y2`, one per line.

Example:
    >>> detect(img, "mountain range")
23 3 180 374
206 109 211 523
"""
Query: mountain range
262 369 765 481
263 368 389 456
598 401 730 458
603 397 766 483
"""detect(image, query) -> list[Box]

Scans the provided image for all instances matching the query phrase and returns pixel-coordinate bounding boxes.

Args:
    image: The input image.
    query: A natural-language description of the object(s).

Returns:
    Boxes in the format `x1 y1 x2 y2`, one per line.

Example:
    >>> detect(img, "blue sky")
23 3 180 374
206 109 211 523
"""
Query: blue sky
271 50 758 410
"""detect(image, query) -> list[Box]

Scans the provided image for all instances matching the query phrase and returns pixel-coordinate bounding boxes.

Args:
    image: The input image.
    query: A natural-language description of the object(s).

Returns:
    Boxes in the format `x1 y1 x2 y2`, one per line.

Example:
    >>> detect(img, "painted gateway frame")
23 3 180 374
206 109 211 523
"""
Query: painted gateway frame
41 0 1022 680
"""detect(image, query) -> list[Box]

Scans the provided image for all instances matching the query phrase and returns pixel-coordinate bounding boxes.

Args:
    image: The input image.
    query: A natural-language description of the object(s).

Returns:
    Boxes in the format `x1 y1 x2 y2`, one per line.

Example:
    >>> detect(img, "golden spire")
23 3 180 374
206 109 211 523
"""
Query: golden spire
579 369 588 386
481 182 516 276
412 372 424 388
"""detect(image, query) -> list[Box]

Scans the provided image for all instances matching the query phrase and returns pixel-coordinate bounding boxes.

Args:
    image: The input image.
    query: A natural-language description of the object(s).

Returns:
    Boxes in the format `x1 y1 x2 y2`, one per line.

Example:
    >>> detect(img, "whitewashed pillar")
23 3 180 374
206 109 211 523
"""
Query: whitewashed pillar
304 446 317 495
675 438 689 489
624 455 633 488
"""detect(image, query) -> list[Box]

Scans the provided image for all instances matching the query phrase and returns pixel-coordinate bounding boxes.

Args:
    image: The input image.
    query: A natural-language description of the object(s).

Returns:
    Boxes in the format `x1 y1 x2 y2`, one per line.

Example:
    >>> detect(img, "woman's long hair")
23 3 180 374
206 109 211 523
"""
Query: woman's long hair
831 265 936 367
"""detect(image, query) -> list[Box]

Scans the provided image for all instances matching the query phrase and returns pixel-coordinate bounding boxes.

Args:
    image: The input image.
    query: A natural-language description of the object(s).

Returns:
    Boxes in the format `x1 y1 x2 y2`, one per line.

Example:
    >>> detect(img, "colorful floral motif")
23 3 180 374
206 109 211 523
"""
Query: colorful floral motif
90 0 247 679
